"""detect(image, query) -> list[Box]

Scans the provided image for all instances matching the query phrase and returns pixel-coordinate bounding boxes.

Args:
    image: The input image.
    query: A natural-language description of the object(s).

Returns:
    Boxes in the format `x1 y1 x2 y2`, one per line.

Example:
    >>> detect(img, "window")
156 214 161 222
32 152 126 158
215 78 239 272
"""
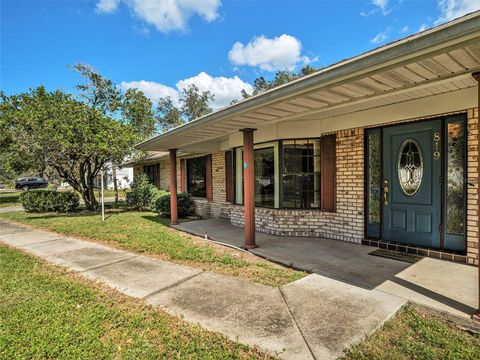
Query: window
366 128 381 238
143 164 159 187
398 139 423 196
446 119 466 236
187 156 207 198
232 136 335 211
282 139 321 209
255 147 275 207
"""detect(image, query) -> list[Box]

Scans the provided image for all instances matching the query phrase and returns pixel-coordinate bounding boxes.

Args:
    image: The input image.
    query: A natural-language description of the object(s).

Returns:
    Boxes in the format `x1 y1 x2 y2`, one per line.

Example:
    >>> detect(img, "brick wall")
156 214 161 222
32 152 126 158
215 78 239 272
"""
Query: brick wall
211 152 231 218
230 128 365 242
153 109 478 264
467 108 478 266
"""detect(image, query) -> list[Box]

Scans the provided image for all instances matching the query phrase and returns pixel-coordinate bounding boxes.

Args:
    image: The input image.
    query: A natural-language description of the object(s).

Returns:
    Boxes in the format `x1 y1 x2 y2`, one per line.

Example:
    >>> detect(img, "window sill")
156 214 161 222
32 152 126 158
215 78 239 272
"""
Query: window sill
230 203 336 213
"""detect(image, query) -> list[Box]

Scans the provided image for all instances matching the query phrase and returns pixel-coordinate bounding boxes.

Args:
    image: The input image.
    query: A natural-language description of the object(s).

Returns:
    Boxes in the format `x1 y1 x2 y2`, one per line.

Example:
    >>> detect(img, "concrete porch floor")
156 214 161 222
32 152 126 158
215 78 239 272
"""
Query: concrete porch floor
175 218 479 319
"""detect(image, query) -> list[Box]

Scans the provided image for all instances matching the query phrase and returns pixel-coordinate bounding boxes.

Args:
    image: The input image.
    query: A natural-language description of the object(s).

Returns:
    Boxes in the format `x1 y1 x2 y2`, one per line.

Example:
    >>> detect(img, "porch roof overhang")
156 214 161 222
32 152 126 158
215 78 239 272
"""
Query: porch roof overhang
136 11 480 153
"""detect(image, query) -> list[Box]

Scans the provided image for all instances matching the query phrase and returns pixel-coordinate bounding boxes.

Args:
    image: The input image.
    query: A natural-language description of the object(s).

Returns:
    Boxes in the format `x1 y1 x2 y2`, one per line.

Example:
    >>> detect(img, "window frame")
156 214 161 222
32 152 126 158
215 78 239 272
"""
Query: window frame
232 135 335 211
186 155 208 198
143 164 160 187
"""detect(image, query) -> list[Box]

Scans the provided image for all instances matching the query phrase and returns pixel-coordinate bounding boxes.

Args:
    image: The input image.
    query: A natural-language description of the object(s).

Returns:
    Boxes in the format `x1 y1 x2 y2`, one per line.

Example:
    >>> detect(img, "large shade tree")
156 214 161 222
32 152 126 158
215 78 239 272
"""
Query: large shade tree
0 86 134 210
1 64 156 210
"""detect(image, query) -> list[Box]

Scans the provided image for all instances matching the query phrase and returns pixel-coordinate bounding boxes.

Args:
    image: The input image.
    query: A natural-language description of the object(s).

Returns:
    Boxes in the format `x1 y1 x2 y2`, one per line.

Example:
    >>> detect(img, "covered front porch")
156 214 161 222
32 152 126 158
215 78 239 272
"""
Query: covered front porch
134 13 480 320
175 218 478 320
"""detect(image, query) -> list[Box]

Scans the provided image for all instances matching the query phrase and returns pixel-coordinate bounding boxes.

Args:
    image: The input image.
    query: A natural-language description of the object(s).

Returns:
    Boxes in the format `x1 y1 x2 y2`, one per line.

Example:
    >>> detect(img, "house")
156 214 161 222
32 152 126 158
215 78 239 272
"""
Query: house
129 12 480 267
93 164 134 190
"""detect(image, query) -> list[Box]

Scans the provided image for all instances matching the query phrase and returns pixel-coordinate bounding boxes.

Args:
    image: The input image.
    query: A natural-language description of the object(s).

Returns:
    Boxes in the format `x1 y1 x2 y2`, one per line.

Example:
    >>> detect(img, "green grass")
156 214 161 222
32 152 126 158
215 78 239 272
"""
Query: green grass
0 191 21 208
0 245 272 359
343 305 480 359
0 210 304 286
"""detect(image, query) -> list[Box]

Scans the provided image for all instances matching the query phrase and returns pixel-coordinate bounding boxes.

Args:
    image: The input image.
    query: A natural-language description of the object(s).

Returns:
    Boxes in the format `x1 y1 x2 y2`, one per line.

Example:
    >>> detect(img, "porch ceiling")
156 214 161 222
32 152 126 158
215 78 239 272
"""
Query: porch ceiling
137 11 480 152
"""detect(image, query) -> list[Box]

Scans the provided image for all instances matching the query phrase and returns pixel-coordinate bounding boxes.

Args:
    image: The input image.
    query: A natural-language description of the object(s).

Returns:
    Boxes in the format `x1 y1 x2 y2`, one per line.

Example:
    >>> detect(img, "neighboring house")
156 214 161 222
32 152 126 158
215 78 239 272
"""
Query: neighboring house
127 12 480 266
94 164 133 190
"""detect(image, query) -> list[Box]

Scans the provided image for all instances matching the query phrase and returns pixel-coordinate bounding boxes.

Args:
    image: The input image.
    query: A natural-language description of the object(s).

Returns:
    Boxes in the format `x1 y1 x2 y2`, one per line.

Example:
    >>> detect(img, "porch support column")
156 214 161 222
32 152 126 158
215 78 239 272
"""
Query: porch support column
473 72 480 322
169 149 178 226
241 128 257 249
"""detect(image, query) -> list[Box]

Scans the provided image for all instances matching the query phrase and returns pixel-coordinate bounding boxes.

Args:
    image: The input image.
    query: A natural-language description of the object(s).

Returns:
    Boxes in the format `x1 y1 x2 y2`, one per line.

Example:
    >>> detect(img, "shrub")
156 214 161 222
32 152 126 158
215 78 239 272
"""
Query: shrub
20 190 79 213
126 174 157 210
152 192 195 218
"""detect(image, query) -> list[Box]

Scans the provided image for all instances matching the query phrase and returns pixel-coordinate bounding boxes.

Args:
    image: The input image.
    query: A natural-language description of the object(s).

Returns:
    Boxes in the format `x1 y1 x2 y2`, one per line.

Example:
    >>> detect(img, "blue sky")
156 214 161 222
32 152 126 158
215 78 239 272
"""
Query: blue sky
2 0 479 108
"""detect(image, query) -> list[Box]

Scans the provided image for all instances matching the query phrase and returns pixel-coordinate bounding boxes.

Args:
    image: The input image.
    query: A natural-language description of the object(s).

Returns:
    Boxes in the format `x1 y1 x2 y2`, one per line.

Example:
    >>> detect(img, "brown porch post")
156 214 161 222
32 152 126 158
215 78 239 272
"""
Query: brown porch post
473 72 480 321
169 149 178 226
241 128 257 249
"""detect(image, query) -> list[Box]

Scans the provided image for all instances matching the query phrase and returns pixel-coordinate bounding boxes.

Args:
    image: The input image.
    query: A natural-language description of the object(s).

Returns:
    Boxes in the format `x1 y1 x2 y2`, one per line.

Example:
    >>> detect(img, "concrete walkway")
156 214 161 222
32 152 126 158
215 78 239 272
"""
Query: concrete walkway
0 205 23 213
175 218 479 319
0 219 405 360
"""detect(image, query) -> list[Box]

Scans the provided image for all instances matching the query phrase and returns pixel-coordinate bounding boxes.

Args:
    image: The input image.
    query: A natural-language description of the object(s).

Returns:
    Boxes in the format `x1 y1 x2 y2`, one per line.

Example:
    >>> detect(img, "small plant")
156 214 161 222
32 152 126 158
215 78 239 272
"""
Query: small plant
126 174 157 210
20 190 79 213
152 192 195 218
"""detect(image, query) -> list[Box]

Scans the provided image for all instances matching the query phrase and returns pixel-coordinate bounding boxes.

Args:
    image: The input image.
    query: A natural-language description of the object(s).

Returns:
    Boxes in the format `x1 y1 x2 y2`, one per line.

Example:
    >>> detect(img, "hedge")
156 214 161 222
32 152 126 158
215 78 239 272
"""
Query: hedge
151 192 195 218
126 174 163 210
20 190 80 213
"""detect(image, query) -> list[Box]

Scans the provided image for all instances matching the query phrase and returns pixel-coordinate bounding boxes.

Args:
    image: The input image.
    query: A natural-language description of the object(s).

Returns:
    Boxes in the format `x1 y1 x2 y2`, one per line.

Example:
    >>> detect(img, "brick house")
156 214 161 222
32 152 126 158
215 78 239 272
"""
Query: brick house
128 12 480 266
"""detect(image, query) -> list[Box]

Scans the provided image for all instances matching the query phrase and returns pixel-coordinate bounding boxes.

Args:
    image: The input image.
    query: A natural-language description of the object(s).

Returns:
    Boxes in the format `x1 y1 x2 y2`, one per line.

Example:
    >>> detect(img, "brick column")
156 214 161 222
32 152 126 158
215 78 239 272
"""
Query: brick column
473 72 480 321
169 149 178 225
241 128 257 249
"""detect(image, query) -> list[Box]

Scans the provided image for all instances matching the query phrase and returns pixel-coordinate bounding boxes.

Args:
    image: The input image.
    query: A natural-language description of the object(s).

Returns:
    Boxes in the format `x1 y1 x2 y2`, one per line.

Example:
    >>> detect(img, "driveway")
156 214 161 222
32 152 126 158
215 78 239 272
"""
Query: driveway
175 218 478 319
0 219 405 360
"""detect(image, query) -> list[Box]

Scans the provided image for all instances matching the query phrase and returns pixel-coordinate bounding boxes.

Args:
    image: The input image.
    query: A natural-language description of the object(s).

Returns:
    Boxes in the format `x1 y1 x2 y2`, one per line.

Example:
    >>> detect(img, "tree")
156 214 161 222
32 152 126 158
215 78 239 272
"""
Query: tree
241 66 319 98
156 96 183 132
122 88 156 140
73 63 122 114
153 84 215 133
1 87 134 210
74 64 157 203
180 84 214 122
299 65 317 76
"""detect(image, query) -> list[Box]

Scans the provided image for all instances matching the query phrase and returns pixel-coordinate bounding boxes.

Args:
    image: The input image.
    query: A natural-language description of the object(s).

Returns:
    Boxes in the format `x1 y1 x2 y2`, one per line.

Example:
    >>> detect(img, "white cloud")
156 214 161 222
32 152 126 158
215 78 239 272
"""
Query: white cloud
176 72 252 109
96 0 120 13
419 23 429 32
121 72 252 110
120 80 180 104
372 0 389 14
436 0 480 23
400 25 409 33
228 34 315 72
370 29 389 44
95 0 221 32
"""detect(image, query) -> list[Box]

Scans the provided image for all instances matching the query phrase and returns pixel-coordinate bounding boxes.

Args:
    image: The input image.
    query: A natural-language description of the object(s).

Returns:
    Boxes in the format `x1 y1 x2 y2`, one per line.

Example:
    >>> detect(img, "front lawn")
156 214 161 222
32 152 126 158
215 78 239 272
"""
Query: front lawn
0 191 21 208
0 210 304 286
0 245 271 359
343 305 480 359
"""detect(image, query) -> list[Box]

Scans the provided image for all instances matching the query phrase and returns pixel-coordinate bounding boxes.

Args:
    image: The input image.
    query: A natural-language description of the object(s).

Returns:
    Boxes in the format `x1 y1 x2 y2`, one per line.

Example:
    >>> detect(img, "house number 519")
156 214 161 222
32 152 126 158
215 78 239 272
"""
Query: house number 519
433 132 440 160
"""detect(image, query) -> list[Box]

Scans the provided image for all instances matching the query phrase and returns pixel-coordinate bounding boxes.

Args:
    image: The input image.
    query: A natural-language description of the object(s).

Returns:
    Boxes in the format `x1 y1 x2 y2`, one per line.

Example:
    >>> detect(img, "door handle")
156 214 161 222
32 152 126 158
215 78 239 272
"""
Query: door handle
383 180 389 206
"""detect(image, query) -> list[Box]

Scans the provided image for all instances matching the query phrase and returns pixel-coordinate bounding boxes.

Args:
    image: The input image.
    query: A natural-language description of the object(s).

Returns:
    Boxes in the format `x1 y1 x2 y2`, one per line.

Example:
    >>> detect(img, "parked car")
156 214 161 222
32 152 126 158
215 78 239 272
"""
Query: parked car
15 177 49 191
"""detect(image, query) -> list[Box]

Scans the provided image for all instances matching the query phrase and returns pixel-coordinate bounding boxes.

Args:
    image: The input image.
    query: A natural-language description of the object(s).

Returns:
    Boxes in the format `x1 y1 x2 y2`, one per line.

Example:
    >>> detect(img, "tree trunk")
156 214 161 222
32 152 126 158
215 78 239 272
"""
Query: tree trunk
85 164 98 211
112 165 118 204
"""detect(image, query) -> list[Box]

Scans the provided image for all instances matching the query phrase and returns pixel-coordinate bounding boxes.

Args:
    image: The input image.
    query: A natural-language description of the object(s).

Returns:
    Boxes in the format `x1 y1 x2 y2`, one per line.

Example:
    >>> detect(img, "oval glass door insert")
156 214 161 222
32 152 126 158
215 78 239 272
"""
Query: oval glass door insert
398 139 423 196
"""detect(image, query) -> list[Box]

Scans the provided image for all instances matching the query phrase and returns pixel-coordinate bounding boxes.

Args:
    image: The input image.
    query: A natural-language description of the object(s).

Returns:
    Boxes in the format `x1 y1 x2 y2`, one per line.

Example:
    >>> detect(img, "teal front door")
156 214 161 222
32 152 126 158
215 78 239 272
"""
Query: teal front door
383 120 442 248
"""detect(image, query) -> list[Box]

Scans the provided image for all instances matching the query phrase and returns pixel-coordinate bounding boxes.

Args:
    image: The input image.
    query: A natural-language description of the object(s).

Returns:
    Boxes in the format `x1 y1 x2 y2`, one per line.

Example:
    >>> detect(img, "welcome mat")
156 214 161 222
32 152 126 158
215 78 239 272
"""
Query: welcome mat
368 249 423 263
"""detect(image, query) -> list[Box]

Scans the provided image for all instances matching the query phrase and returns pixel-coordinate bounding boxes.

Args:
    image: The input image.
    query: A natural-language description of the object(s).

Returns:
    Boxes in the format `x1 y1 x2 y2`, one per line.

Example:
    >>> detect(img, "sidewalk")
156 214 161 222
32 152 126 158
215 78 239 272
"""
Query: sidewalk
0 219 405 360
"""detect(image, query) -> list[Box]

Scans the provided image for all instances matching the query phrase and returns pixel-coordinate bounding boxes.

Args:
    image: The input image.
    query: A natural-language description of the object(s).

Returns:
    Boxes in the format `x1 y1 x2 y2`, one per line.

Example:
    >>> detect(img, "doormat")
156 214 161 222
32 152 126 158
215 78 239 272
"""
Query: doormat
368 249 423 263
